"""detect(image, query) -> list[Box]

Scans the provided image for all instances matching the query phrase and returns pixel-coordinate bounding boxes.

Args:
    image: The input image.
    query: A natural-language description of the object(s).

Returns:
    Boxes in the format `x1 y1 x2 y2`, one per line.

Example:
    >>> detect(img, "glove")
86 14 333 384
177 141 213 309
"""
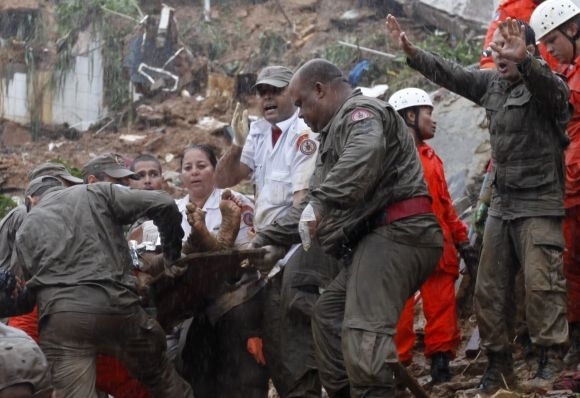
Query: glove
457 242 479 278
230 102 249 147
251 245 286 272
474 202 489 237
246 337 266 365
299 203 317 251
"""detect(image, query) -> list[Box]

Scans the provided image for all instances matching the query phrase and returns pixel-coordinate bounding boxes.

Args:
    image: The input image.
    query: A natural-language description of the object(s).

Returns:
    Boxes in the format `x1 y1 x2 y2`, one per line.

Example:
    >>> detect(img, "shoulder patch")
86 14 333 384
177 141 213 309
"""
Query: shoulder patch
351 108 373 122
241 205 254 227
298 136 317 155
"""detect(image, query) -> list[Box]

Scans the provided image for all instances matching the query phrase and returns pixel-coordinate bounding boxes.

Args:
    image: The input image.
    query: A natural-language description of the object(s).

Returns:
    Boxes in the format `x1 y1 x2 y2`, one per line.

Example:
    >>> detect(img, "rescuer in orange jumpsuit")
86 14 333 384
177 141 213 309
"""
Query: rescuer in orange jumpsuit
388 88 478 383
480 0 558 69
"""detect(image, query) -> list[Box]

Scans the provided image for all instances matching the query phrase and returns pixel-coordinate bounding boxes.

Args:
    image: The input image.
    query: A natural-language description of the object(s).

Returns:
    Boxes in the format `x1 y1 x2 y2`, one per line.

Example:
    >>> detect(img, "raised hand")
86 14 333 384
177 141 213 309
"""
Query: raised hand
385 14 418 57
489 17 528 64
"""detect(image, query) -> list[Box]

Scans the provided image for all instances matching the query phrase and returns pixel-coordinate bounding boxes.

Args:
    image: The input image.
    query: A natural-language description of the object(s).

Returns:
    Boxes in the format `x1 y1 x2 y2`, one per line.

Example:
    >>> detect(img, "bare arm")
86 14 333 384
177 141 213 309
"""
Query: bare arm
293 189 308 207
215 145 252 188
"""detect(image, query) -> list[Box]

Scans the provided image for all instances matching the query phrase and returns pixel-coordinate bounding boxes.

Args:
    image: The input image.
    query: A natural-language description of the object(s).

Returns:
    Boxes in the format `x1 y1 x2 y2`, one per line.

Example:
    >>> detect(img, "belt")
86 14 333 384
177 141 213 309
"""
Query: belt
375 196 432 226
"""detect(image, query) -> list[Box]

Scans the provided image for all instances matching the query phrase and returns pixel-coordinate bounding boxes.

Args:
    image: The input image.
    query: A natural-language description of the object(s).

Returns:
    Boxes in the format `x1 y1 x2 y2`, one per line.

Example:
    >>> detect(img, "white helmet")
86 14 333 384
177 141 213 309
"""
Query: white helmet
530 0 580 41
388 88 433 111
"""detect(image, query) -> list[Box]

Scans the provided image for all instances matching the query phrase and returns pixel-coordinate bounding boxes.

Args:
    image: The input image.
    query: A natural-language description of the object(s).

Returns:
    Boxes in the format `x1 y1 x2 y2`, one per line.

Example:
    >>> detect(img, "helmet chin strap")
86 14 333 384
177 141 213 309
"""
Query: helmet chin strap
558 27 580 61
405 108 424 141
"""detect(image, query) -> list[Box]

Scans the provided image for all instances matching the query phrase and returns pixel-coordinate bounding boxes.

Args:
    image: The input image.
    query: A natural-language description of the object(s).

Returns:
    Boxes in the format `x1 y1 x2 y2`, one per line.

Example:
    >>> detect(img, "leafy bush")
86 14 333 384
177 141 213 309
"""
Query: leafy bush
0 195 17 220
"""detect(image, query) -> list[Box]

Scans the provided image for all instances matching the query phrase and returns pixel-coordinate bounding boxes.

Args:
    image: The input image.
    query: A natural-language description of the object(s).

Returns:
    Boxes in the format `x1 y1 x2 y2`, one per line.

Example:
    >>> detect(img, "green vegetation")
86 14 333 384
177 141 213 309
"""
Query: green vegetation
51 158 83 179
322 30 482 93
53 0 140 112
0 194 17 219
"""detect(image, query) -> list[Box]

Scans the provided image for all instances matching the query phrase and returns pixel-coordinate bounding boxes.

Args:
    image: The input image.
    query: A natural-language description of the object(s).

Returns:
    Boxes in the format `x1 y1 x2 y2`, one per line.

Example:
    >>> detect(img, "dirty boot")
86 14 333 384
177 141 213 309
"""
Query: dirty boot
478 351 516 394
564 322 580 370
515 330 535 361
521 345 564 392
430 351 452 383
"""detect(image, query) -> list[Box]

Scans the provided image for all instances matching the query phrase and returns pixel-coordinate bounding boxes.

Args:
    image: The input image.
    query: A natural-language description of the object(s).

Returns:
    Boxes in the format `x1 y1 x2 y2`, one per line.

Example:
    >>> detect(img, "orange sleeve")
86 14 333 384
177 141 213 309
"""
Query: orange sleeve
432 157 469 244
420 146 469 244
7 306 39 342
480 0 558 69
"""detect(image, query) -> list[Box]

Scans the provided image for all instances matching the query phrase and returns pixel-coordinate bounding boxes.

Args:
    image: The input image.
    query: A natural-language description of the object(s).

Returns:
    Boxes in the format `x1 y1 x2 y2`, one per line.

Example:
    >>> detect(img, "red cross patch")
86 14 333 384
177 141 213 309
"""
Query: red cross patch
241 205 254 227
296 134 317 155
351 108 372 122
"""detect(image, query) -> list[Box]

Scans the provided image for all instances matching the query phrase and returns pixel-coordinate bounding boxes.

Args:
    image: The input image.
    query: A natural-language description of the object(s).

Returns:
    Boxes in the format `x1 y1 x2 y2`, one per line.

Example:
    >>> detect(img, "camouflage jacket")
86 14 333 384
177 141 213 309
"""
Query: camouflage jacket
408 49 570 219
255 89 435 257
14 183 183 320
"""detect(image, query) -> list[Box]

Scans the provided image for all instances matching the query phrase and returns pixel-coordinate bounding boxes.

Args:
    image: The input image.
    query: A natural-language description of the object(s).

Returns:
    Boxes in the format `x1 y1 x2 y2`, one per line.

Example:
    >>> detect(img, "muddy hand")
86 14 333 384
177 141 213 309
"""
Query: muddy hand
251 245 286 272
163 256 188 279
385 14 417 57
489 17 528 64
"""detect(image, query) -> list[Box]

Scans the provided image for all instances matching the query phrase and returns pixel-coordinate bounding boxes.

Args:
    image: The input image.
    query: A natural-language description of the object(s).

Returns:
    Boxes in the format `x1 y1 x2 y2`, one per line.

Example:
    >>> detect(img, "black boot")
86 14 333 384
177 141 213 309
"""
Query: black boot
564 322 580 369
535 345 564 380
430 351 452 383
329 386 351 398
520 345 564 391
478 351 516 394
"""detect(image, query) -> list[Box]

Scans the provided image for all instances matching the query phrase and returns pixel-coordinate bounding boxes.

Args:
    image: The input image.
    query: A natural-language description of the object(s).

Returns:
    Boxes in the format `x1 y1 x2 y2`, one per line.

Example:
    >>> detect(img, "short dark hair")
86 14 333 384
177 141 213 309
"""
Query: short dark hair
297 59 347 88
131 154 162 172
517 19 540 56
182 144 218 169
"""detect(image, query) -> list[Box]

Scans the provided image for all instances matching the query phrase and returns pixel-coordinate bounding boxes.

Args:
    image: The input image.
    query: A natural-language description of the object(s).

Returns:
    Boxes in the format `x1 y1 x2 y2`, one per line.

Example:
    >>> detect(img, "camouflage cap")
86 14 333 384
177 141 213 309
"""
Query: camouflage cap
82 153 138 180
28 162 83 184
254 66 294 88
0 323 52 393
25 175 63 197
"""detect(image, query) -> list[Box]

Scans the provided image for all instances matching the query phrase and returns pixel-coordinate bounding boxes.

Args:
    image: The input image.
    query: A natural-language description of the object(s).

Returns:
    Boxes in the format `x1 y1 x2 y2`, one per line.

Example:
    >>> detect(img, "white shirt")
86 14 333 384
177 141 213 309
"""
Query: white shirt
175 188 254 247
240 110 318 231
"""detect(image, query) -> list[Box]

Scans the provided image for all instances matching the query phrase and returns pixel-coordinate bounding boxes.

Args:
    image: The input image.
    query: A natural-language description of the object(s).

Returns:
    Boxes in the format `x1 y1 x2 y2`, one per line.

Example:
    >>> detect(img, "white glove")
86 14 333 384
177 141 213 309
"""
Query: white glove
299 203 317 251
231 102 249 147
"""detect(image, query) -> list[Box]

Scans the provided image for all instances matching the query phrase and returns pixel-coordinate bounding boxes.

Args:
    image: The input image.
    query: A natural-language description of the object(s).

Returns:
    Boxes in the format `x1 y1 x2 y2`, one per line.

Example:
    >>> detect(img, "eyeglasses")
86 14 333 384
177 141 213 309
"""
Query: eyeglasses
256 85 285 97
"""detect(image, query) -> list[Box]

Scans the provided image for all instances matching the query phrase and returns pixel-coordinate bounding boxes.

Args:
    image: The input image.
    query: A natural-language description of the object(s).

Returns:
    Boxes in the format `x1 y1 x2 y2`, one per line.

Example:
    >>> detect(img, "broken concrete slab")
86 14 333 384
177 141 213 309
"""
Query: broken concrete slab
392 0 580 40
391 0 493 39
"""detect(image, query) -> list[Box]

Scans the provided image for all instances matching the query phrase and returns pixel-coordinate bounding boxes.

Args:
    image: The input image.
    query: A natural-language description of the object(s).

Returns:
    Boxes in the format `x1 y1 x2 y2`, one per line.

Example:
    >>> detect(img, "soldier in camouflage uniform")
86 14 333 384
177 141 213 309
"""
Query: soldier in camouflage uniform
251 59 443 398
386 15 571 393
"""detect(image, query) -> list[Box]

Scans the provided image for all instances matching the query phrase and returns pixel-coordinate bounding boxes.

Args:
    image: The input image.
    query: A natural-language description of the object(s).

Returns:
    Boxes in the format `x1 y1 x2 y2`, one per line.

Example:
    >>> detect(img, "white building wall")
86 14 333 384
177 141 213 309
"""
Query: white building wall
0 35 105 132
52 38 105 131
1 72 28 123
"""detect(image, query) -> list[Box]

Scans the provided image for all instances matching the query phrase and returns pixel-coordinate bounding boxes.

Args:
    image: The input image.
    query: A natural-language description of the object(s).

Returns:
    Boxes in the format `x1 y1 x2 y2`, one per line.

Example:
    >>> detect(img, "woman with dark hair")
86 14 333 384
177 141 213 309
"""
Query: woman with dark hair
175 144 269 398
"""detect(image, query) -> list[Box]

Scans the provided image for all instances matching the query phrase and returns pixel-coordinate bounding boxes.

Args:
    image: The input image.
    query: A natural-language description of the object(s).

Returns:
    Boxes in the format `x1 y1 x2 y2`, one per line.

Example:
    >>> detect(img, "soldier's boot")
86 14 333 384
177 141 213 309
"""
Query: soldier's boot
520 345 564 392
430 351 452 384
329 386 351 398
215 189 241 250
478 350 516 394
564 322 580 369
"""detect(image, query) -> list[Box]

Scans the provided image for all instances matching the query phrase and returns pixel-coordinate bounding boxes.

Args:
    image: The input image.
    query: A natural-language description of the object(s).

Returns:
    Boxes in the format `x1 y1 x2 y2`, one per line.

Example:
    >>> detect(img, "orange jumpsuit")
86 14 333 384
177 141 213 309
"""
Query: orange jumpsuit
395 143 466 363
557 58 580 322
8 306 151 398
480 0 558 69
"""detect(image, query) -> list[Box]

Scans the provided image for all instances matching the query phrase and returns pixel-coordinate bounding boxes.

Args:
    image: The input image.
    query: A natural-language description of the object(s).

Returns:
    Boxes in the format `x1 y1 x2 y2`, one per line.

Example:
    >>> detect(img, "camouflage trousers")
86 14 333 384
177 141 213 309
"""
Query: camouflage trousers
475 215 568 352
